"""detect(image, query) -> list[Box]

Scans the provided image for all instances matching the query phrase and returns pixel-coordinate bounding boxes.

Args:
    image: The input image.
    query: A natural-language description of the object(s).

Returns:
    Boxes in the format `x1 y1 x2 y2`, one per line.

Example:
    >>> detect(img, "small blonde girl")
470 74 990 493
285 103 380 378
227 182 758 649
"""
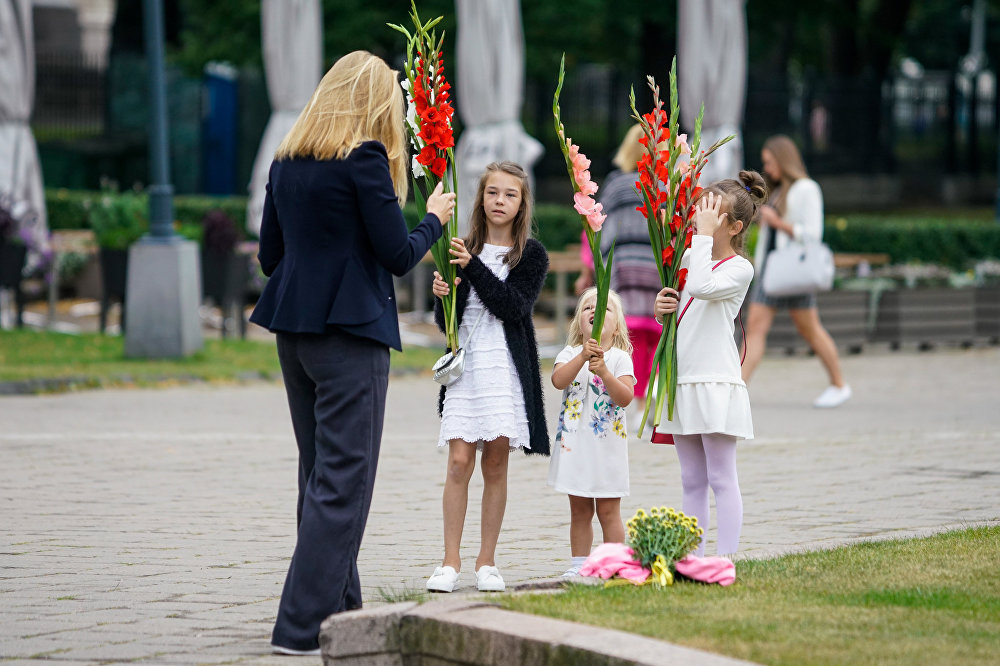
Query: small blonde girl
549 287 636 577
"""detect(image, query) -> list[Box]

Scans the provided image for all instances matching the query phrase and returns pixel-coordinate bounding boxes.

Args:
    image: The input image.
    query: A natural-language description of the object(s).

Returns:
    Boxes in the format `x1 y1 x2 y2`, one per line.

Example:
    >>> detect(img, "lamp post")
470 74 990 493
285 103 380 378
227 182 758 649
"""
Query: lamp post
142 0 174 240
123 0 203 358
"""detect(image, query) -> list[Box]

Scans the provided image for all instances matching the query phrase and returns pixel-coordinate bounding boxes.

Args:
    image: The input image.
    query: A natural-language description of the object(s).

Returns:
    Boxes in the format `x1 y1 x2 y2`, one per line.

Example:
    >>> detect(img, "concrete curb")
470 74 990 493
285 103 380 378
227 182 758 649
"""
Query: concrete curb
319 593 755 666
0 367 428 396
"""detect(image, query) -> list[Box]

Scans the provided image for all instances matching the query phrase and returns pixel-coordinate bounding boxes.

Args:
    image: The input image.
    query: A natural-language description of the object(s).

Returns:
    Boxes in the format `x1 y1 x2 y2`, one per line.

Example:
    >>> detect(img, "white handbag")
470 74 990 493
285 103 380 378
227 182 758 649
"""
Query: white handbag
431 307 486 386
761 242 835 297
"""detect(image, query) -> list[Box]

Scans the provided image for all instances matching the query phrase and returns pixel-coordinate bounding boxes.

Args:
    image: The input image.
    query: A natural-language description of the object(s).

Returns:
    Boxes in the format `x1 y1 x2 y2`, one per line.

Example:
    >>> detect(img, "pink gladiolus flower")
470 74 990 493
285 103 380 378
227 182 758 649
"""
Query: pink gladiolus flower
676 133 691 156
574 169 592 187
586 208 606 231
573 192 600 216
578 179 598 196
677 160 692 176
567 139 579 159
572 152 591 174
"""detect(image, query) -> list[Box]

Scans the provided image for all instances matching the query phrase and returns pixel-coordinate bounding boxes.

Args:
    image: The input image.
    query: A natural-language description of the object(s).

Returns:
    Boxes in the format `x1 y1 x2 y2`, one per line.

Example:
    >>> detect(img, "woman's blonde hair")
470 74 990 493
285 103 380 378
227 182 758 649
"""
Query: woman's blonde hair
275 51 408 204
611 124 646 173
761 134 808 215
466 161 533 269
568 287 633 353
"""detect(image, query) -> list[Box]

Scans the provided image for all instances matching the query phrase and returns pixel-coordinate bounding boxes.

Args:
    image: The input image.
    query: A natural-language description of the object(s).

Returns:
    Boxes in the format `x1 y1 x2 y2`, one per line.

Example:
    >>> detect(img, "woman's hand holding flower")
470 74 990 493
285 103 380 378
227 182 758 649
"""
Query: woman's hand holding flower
426 181 457 226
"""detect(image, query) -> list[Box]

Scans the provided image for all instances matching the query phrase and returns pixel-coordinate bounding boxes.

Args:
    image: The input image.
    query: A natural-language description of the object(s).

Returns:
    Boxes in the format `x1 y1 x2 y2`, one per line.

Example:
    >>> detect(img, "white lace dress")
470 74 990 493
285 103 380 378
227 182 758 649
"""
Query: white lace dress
438 244 530 450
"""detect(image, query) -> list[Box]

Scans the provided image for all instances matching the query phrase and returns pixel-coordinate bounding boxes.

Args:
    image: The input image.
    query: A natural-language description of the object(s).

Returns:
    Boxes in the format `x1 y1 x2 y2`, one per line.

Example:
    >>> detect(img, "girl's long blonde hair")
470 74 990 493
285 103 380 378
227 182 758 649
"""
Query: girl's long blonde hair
568 287 633 353
275 50 408 205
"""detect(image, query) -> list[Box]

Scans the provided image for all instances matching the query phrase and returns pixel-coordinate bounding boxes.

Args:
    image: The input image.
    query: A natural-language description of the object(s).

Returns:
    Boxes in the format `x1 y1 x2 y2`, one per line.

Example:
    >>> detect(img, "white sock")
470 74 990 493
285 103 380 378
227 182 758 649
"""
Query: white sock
571 556 587 567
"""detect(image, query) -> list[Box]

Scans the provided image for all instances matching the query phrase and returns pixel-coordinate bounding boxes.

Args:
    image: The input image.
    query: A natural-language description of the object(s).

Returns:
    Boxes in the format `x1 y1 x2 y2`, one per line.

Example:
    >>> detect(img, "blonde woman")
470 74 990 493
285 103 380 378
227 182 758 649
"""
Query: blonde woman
741 135 850 408
249 51 455 655
578 125 661 429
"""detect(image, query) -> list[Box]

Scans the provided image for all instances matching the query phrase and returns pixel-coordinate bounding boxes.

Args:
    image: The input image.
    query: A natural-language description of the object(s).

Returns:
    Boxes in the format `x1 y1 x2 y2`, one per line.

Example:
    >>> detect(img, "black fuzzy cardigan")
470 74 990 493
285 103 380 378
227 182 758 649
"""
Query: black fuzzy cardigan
435 238 550 456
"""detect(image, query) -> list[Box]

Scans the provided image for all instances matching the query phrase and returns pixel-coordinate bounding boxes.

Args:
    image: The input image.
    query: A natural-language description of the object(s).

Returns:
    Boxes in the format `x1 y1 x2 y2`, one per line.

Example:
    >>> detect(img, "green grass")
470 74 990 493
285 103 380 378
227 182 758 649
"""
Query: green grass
0 329 439 390
500 527 1000 665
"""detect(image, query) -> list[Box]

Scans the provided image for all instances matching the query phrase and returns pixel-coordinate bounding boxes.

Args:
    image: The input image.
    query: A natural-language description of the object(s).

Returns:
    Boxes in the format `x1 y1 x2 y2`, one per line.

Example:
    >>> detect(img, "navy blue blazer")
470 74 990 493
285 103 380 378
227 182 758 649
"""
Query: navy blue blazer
249 141 443 350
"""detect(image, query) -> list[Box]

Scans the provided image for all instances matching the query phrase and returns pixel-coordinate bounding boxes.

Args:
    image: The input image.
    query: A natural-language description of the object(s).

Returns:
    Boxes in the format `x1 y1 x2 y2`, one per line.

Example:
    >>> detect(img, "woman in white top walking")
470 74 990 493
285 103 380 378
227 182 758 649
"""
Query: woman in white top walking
653 171 765 558
741 135 851 408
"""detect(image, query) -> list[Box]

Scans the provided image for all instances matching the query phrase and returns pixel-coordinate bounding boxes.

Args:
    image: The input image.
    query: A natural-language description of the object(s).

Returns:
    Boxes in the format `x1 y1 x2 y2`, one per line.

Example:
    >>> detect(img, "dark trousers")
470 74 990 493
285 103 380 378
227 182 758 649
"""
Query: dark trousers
271 330 390 651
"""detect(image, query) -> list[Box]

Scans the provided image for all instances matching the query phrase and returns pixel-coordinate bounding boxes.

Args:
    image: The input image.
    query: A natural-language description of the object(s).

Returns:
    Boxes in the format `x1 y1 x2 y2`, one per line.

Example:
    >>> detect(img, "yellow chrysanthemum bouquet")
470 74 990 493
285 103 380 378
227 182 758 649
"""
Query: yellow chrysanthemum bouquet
626 506 703 587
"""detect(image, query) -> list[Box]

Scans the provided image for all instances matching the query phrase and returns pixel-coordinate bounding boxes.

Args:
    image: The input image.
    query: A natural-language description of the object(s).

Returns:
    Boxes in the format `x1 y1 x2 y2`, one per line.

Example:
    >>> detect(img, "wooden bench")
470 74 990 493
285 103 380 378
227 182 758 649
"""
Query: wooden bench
833 252 891 270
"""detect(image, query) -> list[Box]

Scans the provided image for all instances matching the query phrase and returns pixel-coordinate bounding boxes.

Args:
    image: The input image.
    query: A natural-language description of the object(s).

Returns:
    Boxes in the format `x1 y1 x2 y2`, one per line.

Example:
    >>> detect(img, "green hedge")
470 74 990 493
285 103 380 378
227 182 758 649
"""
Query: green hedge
44 189 1000 268
824 214 1000 270
45 189 250 241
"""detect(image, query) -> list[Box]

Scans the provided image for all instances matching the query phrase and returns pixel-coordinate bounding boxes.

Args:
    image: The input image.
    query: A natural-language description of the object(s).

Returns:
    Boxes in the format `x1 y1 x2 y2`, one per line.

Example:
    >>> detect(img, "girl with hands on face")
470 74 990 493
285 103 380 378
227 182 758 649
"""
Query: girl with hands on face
650 171 766 562
426 162 550 595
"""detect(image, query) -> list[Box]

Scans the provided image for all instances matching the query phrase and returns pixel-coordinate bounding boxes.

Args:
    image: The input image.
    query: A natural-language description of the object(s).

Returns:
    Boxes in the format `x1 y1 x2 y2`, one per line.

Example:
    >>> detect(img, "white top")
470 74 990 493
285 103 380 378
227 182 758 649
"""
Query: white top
658 235 755 439
548 345 635 497
752 178 824 268
438 244 530 450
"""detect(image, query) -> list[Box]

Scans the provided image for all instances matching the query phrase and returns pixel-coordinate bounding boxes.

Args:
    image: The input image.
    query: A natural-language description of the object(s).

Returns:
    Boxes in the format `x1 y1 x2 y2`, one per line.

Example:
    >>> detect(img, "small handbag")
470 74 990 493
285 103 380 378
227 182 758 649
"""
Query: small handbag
431 307 486 386
761 242 834 297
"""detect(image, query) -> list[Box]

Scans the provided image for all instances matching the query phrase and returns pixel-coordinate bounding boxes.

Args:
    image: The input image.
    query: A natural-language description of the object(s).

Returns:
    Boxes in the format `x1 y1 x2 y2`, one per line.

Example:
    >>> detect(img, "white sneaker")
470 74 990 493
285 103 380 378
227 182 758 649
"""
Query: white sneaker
475 565 505 592
271 644 321 656
426 565 460 593
561 564 582 578
813 384 852 408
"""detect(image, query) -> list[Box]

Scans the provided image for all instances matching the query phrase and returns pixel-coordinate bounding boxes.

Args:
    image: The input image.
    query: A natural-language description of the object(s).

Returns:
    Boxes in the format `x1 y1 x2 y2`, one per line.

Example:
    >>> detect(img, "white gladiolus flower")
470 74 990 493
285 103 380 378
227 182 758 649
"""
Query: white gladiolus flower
412 155 424 179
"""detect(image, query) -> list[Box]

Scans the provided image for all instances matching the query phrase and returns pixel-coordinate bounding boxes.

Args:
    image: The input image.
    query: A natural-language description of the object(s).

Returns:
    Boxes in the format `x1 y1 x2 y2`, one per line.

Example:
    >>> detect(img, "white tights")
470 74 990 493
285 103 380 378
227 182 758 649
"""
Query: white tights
672 433 742 557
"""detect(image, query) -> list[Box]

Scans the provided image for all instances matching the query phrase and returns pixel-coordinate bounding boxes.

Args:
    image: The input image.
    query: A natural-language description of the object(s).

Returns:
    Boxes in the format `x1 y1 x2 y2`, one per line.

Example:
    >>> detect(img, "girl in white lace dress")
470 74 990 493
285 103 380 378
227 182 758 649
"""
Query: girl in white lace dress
426 162 549 594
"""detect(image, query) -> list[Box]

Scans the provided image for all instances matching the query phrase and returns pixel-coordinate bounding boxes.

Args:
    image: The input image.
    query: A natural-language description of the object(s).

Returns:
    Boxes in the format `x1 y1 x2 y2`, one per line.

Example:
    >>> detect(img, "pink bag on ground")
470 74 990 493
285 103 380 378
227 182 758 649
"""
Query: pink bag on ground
579 542 651 584
674 555 736 586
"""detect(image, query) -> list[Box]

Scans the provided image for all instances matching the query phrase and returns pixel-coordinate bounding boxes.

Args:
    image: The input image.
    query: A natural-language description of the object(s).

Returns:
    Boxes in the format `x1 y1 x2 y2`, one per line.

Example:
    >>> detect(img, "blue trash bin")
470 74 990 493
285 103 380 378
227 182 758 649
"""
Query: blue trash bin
202 62 239 194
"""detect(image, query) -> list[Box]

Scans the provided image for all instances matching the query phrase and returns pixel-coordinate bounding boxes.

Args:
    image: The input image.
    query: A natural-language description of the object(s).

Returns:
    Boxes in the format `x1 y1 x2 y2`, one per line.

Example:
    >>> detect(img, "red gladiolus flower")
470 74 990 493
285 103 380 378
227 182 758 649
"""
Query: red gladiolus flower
430 157 447 178
661 245 674 267
677 268 688 293
416 144 437 166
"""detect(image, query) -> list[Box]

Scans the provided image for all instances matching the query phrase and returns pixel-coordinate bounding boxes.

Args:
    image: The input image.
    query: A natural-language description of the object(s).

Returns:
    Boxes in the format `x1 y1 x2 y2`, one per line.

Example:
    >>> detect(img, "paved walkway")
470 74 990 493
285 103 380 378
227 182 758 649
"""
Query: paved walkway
2 346 999 664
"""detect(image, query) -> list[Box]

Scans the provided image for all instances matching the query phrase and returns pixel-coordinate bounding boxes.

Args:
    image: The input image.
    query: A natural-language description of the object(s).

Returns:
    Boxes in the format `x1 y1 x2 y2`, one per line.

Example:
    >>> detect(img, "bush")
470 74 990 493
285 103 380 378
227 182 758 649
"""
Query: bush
45 189 252 241
88 191 148 249
824 214 1000 270
45 189 1000 269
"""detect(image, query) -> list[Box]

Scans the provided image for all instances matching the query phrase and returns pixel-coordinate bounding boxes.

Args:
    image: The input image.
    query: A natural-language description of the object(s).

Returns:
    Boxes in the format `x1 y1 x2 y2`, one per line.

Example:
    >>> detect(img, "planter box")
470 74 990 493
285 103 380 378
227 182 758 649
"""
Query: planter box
99 247 129 333
766 289 871 354
975 286 1000 341
873 287 977 347
0 242 27 328
201 250 250 338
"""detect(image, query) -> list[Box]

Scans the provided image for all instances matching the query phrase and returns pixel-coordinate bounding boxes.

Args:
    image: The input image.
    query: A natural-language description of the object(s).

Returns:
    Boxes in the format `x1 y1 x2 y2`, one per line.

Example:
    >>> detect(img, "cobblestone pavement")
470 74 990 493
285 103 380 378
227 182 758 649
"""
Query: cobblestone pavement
2 345 999 664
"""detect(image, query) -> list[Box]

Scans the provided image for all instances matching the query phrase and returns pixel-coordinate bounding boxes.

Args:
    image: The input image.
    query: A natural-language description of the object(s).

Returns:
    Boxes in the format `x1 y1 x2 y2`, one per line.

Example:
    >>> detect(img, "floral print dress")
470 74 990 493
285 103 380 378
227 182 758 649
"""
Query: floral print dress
547 345 635 498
